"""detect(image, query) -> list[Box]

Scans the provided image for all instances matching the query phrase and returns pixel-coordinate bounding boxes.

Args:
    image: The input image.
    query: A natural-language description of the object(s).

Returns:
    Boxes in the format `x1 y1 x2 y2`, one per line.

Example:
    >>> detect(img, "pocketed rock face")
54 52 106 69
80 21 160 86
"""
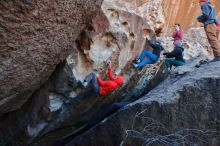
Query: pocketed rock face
70 0 156 81
68 61 220 146
0 0 103 115
103 0 165 35
105 0 220 33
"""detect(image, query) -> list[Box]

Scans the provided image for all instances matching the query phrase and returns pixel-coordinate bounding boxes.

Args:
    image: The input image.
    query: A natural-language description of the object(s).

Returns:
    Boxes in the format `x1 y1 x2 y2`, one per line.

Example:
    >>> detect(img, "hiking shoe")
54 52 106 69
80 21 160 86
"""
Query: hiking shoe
82 81 88 87
132 63 139 68
135 58 141 63
78 80 88 88
210 57 220 62
63 98 74 105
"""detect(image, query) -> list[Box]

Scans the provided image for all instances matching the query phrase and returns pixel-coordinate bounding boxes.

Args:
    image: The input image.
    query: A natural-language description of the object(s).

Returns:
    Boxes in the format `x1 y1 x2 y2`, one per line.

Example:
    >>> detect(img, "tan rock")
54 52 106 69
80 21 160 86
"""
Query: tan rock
102 0 220 34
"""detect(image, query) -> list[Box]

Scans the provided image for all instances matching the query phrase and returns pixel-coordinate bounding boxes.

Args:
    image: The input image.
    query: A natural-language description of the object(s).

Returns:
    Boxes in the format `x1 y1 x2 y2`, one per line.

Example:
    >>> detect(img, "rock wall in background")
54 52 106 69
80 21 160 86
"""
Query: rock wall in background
103 0 220 34
163 0 220 33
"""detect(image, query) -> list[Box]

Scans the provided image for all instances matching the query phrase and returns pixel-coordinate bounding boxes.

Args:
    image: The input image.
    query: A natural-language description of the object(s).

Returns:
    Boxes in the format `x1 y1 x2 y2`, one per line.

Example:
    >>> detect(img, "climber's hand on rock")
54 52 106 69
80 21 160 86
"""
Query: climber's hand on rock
146 35 151 41
98 66 103 72
107 60 111 68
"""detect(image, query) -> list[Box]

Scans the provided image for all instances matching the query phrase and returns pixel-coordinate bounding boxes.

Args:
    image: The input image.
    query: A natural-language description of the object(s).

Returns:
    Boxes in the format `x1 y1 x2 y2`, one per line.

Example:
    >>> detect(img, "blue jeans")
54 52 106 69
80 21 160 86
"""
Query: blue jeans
137 50 158 67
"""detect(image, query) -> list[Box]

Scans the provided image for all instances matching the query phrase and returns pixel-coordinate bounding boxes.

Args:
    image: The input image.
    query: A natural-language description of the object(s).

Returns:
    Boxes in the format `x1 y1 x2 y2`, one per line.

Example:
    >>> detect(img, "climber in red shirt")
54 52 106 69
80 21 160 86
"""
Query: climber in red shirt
64 61 124 105
172 23 184 43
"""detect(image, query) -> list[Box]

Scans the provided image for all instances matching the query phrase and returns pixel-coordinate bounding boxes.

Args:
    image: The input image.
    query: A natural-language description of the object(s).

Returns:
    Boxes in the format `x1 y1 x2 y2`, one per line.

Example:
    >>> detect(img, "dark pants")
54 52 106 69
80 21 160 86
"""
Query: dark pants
64 72 100 105
84 72 100 94
164 58 184 70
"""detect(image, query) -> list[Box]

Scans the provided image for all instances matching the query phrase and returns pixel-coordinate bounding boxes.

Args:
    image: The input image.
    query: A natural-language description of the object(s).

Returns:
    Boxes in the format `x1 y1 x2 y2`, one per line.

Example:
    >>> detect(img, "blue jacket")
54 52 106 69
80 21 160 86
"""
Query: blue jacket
197 2 219 27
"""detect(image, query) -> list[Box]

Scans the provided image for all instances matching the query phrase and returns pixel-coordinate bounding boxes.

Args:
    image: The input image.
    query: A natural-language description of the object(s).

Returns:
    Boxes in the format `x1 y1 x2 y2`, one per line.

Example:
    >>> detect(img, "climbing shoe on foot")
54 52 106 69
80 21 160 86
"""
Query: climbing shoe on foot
133 58 141 64
63 98 74 105
78 80 88 88
132 63 139 68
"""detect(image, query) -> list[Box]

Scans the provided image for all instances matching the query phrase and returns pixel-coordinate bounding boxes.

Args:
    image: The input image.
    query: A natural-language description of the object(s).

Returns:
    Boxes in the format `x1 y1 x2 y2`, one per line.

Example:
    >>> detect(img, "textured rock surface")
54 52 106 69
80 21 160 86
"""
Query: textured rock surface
0 1 167 146
0 0 103 115
68 61 220 146
0 0 220 145
104 0 220 34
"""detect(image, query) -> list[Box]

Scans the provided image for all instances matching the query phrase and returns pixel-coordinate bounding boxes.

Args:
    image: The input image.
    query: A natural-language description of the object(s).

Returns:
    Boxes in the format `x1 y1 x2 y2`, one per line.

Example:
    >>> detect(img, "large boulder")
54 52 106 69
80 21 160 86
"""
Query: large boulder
0 0 103 115
0 2 168 145
68 61 220 146
1 0 219 145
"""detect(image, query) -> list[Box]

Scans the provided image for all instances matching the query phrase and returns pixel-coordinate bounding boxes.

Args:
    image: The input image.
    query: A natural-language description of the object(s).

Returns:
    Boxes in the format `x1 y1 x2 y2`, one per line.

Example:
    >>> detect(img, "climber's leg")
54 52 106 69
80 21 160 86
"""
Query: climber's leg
133 50 158 67
138 50 158 61
170 60 185 67
63 89 99 105
84 72 100 93
164 58 174 70
205 24 220 57
137 59 154 67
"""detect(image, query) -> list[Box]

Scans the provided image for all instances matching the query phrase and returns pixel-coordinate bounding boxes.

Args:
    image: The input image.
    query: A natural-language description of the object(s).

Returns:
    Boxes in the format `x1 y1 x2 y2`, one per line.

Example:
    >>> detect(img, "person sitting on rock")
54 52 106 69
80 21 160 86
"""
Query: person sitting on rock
172 23 184 43
132 38 164 68
197 0 220 62
63 61 124 105
163 41 185 70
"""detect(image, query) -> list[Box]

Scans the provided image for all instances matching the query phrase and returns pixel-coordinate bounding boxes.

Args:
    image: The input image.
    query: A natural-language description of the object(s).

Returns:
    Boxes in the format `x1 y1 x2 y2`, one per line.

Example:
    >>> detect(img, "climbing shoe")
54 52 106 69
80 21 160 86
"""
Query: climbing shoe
63 98 74 105
78 80 88 88
132 63 139 68
134 58 141 64
82 81 88 87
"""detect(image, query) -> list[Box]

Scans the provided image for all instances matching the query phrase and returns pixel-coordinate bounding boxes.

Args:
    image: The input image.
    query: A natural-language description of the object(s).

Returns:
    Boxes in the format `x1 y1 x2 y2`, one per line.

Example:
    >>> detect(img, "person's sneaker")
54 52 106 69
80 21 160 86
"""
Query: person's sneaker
78 80 88 88
132 63 139 68
82 81 88 87
63 98 74 105
135 58 141 63
210 57 220 62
